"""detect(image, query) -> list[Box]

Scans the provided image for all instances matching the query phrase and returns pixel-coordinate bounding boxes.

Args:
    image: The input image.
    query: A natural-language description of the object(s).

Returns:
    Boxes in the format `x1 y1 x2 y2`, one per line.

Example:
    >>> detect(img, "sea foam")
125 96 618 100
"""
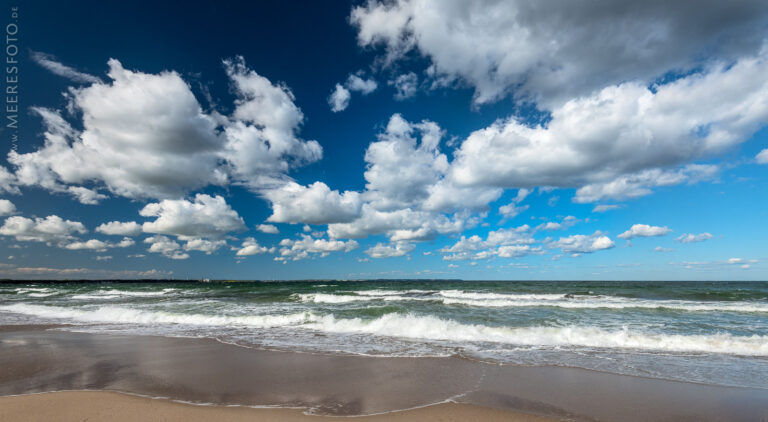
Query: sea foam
2 303 766 356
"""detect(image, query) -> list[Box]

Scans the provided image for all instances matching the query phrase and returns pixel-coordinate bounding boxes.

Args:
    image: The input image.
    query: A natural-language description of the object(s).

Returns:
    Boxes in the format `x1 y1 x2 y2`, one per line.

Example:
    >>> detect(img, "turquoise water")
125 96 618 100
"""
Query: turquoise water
1 280 767 388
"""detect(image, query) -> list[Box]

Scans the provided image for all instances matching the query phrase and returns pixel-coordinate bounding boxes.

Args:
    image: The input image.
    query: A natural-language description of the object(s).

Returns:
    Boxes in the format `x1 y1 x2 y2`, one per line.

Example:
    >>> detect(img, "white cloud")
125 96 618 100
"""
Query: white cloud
593 205 621 213
552 231 615 254
144 235 189 260
365 241 415 258
30 51 102 84
346 74 378 94
440 225 535 261
676 233 714 243
0 215 86 243
535 217 578 232
10 57 321 201
64 239 110 251
235 237 274 256
0 166 19 194
364 114 447 210
64 237 133 252
10 63 224 199
0 199 15 216
220 56 322 189
183 238 227 254
351 0 768 106
757 148 768 164
654 246 674 253
447 47 768 197
573 165 718 203
66 186 108 205
328 73 378 112
328 83 351 112
265 181 362 225
96 221 142 236
256 224 279 234
498 203 528 220
618 224 672 240
140 194 245 238
389 72 418 100
277 235 359 261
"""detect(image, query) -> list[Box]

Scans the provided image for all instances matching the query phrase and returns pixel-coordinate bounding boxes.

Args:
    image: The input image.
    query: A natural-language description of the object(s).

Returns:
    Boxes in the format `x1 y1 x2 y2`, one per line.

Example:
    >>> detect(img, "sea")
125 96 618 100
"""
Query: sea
1 280 766 389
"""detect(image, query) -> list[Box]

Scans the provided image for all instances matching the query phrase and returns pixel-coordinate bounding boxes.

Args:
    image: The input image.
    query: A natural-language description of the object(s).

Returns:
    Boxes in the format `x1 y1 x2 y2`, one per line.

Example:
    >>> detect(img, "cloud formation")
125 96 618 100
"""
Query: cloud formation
352 0 768 106
618 224 672 240
31 51 102 84
10 57 321 201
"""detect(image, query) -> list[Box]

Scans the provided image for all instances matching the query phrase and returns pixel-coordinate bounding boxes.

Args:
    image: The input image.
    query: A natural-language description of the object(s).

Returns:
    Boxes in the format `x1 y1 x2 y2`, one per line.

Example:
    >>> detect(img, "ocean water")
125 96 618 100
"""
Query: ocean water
1 280 767 389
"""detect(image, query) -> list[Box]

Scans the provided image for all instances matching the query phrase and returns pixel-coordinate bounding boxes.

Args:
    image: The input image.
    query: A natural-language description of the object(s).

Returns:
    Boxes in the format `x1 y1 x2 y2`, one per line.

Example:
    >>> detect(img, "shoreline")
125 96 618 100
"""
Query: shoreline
1 326 767 421
0 391 554 422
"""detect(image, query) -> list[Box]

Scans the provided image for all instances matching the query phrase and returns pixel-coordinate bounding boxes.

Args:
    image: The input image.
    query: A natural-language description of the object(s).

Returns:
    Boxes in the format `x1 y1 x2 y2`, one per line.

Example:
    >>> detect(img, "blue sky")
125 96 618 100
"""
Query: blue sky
1 0 767 280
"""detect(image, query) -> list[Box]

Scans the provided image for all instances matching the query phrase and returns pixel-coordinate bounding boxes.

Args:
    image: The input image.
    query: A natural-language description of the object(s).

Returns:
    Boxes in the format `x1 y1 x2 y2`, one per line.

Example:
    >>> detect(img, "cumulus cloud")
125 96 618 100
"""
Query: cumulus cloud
183 238 227 254
346 74 378 94
574 165 719 203
0 215 86 243
0 166 19 194
327 73 378 112
220 56 322 189
440 225 536 261
265 181 362 225
276 234 358 261
618 224 672 239
235 237 274 256
144 235 189 260
447 49 768 197
66 186 108 205
365 241 415 258
328 83 351 112
676 233 714 243
30 51 102 84
140 194 245 238
389 72 418 100
96 221 142 236
10 57 321 201
535 216 579 232
552 231 615 254
351 0 768 106
64 237 134 252
498 189 531 219
256 224 279 234
0 199 15 216
757 149 768 164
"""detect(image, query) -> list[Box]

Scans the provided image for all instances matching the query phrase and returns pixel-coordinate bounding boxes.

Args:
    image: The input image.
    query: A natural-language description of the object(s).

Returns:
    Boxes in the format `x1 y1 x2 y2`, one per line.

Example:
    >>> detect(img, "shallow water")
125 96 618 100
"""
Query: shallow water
1 280 767 389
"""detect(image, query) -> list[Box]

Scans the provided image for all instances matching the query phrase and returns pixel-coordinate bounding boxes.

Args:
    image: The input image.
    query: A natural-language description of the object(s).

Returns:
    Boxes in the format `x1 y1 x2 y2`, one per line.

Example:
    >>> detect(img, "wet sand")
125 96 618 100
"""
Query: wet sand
1 326 767 421
0 391 552 422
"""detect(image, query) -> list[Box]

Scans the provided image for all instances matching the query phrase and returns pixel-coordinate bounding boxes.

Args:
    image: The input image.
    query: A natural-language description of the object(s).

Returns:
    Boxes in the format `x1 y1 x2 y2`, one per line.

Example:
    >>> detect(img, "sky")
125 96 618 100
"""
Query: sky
1 0 768 280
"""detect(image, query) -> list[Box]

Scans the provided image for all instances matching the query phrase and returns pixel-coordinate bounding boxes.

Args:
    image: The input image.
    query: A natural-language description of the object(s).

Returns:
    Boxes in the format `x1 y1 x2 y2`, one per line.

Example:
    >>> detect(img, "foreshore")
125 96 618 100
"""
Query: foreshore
1 325 766 421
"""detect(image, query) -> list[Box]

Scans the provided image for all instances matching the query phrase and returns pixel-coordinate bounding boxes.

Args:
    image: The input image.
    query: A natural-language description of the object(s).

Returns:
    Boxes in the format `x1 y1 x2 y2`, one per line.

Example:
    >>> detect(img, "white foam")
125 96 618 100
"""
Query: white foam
71 294 122 300
4 304 767 357
437 295 768 313
96 288 178 296
0 303 314 327
295 293 422 303
27 292 57 297
438 290 567 301
305 313 768 356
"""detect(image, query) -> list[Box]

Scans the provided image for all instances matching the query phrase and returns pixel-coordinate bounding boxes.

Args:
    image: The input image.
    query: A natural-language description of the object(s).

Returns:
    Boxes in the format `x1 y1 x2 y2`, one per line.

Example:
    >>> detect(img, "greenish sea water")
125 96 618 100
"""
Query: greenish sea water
1 280 767 388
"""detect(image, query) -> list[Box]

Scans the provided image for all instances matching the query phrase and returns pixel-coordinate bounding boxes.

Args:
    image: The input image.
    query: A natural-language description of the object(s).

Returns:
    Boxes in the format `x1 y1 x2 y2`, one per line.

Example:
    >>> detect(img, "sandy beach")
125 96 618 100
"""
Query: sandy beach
1 325 766 421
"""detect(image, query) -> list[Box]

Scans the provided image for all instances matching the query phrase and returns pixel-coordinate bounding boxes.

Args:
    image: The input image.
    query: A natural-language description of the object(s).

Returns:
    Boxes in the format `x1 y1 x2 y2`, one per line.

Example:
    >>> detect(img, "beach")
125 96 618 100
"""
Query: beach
1 325 766 421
